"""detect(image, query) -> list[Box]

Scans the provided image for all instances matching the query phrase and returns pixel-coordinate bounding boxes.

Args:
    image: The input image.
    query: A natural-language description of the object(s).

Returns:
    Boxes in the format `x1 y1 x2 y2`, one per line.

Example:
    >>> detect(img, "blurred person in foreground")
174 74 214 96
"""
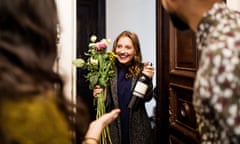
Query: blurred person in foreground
0 0 120 144
161 0 240 143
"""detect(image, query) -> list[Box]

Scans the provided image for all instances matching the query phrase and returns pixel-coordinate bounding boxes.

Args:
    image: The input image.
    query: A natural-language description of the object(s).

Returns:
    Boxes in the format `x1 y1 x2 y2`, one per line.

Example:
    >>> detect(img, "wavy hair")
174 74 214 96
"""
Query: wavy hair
112 30 143 78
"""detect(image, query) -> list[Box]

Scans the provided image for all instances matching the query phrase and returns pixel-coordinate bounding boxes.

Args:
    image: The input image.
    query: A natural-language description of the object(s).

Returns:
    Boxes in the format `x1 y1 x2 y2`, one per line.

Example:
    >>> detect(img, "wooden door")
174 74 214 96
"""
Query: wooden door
154 1 200 143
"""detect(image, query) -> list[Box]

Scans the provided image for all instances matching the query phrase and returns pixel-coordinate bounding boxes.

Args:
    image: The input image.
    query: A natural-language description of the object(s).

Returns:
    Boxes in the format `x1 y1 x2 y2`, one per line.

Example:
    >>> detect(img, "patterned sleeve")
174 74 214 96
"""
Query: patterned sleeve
197 34 240 136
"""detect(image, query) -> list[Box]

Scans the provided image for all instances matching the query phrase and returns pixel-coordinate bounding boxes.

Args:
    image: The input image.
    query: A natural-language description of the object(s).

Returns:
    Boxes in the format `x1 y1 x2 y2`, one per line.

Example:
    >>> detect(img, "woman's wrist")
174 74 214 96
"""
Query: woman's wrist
82 137 99 144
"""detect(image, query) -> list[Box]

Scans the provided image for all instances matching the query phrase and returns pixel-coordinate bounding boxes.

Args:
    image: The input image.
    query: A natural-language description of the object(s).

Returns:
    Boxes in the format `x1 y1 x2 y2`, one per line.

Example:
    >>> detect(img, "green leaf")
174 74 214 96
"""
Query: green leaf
86 72 100 89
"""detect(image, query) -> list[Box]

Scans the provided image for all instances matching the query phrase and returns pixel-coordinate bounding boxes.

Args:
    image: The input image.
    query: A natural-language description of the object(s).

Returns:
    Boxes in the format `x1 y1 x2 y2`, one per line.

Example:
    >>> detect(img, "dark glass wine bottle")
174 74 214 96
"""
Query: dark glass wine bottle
128 63 151 110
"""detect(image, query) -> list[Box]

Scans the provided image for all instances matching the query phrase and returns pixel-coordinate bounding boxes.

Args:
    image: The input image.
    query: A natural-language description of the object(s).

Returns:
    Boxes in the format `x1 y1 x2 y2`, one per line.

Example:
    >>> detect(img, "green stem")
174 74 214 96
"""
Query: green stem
95 89 112 144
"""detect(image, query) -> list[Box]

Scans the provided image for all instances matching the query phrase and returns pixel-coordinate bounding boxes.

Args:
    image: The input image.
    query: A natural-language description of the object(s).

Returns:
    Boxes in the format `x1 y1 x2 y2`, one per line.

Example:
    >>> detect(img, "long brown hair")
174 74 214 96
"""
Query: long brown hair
112 30 143 78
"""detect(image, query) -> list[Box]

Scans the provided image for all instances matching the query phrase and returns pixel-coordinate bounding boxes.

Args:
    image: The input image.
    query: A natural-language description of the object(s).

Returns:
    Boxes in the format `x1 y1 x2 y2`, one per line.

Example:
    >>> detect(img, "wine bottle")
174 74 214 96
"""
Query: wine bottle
128 62 152 110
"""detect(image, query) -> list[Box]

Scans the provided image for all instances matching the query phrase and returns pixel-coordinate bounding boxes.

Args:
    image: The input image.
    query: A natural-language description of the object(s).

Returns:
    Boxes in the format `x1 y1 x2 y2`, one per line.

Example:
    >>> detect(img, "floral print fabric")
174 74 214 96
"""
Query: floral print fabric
193 2 240 144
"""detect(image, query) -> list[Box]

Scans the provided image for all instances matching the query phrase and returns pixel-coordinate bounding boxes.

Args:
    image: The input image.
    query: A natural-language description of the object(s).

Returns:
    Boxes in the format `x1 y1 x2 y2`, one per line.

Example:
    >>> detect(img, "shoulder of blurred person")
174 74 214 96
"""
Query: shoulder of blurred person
0 91 73 144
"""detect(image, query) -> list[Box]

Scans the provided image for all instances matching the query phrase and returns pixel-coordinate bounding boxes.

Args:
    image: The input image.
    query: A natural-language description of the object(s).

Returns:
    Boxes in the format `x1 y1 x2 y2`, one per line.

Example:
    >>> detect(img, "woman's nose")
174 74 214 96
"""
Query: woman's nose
120 50 125 53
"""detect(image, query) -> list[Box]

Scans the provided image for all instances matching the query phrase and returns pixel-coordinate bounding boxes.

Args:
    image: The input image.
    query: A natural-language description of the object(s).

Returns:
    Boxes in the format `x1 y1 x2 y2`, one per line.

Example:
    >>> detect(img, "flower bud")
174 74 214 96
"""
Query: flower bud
90 35 97 42
90 57 98 65
96 41 108 50
72 58 85 68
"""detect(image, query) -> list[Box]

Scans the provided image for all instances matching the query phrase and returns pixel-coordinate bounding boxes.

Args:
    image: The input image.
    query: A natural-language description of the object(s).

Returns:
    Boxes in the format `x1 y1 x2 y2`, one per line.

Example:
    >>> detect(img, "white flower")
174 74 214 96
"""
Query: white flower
90 57 98 65
100 38 111 44
89 43 96 48
106 38 111 44
90 35 97 42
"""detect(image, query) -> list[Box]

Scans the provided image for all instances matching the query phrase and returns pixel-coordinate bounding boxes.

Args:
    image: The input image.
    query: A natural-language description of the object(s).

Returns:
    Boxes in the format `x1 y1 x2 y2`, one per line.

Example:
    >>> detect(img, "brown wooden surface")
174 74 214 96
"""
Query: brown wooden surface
155 0 200 143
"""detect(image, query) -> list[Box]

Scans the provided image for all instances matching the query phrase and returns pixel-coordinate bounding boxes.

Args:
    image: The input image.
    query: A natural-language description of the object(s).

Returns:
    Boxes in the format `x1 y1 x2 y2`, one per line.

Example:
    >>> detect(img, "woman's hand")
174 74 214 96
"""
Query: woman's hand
93 85 102 97
93 85 107 101
142 62 154 79
83 109 120 143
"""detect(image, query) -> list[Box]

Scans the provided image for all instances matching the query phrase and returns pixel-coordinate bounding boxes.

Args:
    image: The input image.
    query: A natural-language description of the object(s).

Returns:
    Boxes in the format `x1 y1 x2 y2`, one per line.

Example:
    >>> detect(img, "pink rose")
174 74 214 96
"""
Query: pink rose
96 41 107 50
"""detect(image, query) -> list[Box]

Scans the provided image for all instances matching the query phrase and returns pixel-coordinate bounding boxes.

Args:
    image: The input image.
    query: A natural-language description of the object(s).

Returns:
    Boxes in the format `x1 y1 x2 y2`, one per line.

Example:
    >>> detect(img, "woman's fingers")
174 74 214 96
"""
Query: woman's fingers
93 85 103 97
97 109 120 127
142 62 155 78
93 88 103 97
84 109 120 140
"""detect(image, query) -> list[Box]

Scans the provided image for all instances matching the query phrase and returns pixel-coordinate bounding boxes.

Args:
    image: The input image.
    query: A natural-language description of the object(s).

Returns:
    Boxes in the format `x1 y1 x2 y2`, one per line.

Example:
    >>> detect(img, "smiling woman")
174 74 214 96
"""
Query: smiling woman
106 0 156 120
92 30 155 144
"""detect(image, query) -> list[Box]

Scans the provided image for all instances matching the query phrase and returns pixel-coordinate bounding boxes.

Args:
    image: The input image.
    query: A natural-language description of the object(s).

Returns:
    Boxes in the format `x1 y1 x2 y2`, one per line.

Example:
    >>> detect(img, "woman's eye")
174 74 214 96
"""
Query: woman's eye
117 45 122 48
126 46 132 50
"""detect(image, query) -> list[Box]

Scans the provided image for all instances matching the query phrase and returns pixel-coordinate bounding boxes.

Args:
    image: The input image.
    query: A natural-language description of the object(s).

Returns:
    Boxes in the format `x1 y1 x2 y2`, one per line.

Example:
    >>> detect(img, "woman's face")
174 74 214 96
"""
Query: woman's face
115 36 136 66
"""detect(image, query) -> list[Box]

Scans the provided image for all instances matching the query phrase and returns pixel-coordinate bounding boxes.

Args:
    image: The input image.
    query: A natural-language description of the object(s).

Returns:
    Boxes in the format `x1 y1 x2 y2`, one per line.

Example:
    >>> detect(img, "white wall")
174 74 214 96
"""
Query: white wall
106 0 156 73
106 0 156 117
55 0 77 102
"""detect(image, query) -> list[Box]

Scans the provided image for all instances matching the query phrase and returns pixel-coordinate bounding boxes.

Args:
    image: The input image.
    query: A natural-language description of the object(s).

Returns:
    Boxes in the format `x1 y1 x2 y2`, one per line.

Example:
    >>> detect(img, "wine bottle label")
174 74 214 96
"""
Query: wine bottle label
133 81 148 98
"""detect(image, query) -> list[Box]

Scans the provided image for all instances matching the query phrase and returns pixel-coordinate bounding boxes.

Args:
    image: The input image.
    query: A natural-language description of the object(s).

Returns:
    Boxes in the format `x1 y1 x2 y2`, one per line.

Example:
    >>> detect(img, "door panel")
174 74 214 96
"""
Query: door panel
169 24 199 143
169 21 200 141
155 0 200 143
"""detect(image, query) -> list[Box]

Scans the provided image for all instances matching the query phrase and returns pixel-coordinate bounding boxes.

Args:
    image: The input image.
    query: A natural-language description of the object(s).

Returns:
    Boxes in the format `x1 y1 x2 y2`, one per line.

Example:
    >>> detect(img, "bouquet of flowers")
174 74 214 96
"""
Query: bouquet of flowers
72 35 116 144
